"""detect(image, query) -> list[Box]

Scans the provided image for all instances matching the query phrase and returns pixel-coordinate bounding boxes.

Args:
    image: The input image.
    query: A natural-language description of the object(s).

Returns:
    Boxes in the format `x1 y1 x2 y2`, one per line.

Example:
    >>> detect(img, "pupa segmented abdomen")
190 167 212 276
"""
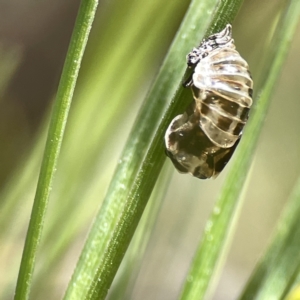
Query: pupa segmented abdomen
192 47 253 148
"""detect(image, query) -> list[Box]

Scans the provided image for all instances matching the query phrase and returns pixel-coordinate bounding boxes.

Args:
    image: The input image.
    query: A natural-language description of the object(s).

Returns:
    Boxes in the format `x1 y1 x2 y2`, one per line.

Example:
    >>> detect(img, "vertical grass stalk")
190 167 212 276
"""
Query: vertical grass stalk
14 0 99 299
63 0 245 299
180 0 300 299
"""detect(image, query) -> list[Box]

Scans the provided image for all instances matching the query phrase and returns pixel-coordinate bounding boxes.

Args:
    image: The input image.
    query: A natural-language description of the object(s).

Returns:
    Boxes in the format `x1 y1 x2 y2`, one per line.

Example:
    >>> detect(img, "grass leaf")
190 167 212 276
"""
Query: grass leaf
63 0 246 299
14 0 99 298
179 0 300 299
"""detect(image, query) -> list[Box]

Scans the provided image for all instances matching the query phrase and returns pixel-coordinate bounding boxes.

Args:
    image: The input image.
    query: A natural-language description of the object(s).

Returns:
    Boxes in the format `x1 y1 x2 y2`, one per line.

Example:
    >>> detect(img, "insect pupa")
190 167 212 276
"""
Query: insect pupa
165 24 253 179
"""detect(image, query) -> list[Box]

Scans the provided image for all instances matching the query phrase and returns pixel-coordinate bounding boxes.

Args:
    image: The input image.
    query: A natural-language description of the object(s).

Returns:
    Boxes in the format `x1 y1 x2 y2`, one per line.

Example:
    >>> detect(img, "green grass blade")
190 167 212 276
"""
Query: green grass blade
237 6 300 298
179 1 300 299
14 1 99 299
0 1 188 298
240 176 300 299
39 0 188 251
30 2 189 296
63 0 245 299
108 163 173 300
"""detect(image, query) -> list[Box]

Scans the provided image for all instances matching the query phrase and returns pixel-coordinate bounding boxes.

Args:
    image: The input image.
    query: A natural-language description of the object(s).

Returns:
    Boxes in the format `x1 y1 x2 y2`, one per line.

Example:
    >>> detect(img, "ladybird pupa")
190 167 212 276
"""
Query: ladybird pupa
165 24 253 179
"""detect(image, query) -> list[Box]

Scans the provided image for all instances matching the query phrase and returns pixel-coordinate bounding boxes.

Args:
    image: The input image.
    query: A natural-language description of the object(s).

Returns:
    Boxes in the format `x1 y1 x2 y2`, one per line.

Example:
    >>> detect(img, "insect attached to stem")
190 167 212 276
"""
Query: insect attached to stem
165 24 253 179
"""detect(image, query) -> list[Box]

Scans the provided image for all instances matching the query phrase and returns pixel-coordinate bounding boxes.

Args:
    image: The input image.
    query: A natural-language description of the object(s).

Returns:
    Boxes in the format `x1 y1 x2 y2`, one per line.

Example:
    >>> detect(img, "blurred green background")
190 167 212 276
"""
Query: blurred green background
0 0 299 299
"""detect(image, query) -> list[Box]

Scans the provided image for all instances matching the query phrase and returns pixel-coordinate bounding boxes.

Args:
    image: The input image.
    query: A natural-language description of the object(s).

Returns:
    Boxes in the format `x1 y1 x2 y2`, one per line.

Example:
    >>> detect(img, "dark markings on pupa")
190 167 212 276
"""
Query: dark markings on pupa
165 24 253 179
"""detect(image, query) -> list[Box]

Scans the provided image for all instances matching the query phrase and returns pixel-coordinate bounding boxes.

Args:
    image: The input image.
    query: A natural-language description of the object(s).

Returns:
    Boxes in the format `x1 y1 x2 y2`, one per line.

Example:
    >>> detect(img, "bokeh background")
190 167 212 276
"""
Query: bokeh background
0 0 299 299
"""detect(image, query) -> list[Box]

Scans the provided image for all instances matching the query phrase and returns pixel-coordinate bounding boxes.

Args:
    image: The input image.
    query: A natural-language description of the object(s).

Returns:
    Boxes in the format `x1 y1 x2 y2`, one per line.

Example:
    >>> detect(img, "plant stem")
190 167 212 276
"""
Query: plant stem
14 0 99 299
63 0 245 299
